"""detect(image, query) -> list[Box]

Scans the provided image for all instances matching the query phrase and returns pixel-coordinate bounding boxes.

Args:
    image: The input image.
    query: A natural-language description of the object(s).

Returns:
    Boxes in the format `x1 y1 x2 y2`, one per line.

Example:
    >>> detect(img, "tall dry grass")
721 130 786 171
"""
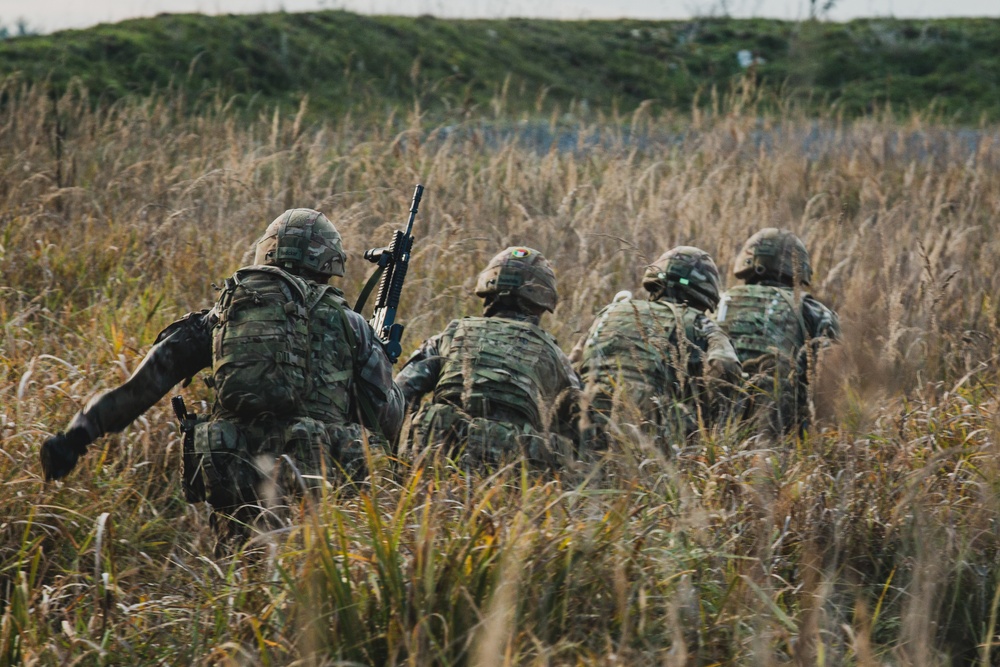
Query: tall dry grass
2 79 1000 664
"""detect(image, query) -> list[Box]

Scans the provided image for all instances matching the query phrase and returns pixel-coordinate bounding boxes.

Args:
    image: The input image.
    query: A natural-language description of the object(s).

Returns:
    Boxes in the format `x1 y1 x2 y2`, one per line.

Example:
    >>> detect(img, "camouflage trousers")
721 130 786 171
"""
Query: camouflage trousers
183 416 367 537
409 402 573 467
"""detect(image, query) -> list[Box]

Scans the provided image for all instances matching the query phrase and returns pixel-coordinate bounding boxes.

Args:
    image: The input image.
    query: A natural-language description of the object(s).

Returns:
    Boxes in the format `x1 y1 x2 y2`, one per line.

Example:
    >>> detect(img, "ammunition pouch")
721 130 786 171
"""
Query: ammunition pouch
191 419 257 513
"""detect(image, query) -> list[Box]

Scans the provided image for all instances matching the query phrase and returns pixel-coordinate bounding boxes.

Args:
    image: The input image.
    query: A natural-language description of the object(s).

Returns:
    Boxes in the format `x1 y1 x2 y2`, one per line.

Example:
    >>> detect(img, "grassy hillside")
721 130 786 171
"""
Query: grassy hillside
1 11 999 121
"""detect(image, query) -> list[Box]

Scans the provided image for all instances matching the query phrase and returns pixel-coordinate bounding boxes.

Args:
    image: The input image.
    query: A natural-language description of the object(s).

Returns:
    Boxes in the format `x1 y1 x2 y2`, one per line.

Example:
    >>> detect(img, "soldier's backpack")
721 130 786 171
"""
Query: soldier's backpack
211 266 316 420
716 284 811 436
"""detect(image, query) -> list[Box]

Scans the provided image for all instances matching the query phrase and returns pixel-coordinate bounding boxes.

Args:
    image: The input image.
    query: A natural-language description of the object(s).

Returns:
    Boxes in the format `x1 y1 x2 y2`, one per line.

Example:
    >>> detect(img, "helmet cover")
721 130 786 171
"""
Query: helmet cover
474 246 558 313
732 228 812 286
253 208 346 279
642 245 721 312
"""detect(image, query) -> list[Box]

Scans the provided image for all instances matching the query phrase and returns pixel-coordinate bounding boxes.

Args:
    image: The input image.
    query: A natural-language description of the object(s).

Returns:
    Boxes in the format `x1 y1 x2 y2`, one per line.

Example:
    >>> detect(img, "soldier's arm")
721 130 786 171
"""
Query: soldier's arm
801 296 842 344
71 310 214 439
551 345 583 445
698 315 743 384
695 314 743 422
41 310 214 480
393 322 456 412
344 310 405 443
798 296 842 392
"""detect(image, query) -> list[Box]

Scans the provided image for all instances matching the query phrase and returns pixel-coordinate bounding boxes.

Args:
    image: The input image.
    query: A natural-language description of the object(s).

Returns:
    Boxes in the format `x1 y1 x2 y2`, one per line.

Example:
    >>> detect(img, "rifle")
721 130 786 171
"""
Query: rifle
355 184 423 363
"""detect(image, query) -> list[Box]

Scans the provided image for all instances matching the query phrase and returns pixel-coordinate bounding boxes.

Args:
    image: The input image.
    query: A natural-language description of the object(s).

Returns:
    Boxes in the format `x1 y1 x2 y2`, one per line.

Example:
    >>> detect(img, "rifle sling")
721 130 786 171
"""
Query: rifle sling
354 265 386 313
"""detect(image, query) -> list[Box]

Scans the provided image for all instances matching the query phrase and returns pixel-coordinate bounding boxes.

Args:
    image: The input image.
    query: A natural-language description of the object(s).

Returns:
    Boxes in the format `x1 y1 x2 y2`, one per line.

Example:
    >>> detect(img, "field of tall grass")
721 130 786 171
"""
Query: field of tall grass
2 78 1000 665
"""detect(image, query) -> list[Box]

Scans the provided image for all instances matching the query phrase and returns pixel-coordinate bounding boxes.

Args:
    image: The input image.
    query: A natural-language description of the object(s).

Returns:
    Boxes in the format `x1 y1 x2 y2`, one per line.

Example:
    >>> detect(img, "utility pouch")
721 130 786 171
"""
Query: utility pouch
192 419 249 506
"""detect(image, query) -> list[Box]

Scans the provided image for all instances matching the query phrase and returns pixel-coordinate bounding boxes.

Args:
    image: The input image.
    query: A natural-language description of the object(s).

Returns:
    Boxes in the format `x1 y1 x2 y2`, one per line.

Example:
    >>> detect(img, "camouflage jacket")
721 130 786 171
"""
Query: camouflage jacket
716 282 841 378
573 296 742 425
62 294 404 449
395 309 581 442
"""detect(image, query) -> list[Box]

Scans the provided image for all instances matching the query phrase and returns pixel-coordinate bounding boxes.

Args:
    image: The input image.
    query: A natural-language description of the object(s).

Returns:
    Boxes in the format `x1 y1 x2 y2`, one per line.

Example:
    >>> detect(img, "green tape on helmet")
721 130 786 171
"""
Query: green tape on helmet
642 246 721 312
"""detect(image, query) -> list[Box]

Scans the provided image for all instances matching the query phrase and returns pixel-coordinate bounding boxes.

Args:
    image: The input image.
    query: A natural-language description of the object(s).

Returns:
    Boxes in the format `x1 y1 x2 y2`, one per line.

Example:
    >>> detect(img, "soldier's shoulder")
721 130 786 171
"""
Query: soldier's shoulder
153 309 215 345
481 314 561 347
441 317 466 334
801 293 837 316
341 307 368 328
800 294 841 337
539 327 563 348
422 318 464 348
224 265 312 301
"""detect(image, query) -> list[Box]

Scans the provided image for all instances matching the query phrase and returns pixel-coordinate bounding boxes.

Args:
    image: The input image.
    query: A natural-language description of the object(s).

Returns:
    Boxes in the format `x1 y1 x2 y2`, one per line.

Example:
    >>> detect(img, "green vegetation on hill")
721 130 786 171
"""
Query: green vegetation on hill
1 12 999 120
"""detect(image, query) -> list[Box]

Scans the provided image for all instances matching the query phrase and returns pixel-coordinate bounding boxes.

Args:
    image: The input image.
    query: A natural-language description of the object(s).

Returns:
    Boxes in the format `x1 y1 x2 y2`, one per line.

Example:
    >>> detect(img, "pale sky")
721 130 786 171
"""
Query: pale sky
2 0 997 34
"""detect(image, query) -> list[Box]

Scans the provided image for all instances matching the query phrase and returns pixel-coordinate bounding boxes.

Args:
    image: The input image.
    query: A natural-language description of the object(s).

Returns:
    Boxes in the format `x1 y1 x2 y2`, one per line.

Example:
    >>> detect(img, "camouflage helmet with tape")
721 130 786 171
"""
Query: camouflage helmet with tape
733 228 812 286
253 208 346 280
642 245 721 312
475 246 558 313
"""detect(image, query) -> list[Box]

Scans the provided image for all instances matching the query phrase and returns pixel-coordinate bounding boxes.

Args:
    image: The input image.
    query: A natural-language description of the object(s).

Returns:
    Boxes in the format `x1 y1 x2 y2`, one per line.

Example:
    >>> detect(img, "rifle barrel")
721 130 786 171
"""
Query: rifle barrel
404 184 424 236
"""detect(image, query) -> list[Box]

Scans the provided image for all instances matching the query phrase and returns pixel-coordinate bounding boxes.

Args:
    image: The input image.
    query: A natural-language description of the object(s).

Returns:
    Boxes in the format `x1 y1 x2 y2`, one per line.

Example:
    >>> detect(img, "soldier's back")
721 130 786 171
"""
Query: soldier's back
193 266 368 533
716 284 805 371
412 315 576 465
435 316 567 428
716 283 809 437
578 298 719 444
579 298 687 414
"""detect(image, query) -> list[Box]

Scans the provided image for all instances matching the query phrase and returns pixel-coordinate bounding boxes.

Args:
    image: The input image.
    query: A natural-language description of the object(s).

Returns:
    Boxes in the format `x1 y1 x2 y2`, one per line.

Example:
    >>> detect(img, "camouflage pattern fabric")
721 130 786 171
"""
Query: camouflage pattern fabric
212 267 314 419
187 417 366 536
203 265 378 508
408 403 573 466
576 297 741 451
396 310 580 465
716 283 840 437
254 208 347 279
59 270 403 535
475 247 559 313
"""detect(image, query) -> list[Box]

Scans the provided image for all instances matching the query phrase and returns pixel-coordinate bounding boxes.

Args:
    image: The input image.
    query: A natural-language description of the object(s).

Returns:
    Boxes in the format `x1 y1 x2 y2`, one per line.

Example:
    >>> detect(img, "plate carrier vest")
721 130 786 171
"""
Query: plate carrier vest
716 284 806 371
579 299 701 414
433 317 565 431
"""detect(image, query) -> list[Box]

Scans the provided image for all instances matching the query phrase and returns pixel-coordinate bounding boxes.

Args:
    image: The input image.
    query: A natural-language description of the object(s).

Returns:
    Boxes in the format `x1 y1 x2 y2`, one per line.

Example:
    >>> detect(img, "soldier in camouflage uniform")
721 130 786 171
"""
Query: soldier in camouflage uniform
574 246 742 452
395 247 580 466
40 209 404 537
716 228 841 438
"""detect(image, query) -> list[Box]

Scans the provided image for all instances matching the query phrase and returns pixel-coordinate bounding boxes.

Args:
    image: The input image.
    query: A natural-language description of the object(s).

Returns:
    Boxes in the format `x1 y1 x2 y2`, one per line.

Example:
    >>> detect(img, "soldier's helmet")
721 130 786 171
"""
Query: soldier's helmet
253 208 347 280
475 246 558 313
733 228 812 286
642 245 721 312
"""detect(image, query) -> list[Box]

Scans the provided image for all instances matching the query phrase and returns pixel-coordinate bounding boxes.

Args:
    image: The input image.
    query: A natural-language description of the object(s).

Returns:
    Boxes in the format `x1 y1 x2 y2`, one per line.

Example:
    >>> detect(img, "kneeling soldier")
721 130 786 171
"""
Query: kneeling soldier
395 247 580 466
716 228 841 438
41 209 404 539
575 246 742 452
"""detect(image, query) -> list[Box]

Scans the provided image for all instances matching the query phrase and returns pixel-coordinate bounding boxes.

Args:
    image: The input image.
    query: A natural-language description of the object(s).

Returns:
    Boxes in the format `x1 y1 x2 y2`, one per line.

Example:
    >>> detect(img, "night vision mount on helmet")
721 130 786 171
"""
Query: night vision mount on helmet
642 245 722 312
475 247 558 313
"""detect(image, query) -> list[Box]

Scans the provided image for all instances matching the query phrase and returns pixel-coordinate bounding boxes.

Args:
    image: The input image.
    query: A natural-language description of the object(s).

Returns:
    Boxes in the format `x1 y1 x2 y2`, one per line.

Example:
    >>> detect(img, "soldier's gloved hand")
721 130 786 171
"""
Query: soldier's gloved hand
40 426 91 481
